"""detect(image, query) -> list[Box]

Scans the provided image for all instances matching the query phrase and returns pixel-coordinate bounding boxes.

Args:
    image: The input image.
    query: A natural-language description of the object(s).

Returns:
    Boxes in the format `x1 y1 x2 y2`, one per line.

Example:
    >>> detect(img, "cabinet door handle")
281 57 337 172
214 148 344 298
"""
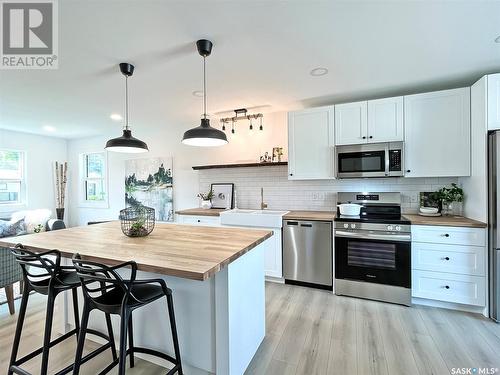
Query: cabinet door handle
197 219 201 223
443 256 450 261
442 233 450 237
444 285 450 289
289 173 293 176
362 136 367 139
369 136 373 139
406 169 411 173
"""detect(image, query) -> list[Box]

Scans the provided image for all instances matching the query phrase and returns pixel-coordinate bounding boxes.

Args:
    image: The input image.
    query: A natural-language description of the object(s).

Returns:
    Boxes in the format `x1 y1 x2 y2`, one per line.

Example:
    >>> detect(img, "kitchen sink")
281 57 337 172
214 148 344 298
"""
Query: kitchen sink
220 209 289 228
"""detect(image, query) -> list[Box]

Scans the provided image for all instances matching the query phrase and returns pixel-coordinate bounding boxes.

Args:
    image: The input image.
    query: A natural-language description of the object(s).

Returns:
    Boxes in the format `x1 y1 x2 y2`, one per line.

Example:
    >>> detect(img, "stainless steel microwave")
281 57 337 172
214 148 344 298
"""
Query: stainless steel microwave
335 142 404 178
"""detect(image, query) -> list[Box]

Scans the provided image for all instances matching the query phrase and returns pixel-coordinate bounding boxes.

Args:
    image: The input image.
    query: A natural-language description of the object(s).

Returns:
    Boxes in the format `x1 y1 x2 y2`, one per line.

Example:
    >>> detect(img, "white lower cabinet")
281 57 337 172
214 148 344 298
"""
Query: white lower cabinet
412 242 485 276
412 270 486 306
264 229 283 278
177 215 220 226
411 225 486 308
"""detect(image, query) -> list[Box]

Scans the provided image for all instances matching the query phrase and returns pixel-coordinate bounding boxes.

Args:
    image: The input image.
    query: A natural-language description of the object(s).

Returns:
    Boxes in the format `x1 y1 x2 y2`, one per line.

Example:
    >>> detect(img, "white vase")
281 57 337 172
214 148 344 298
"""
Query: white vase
201 200 212 209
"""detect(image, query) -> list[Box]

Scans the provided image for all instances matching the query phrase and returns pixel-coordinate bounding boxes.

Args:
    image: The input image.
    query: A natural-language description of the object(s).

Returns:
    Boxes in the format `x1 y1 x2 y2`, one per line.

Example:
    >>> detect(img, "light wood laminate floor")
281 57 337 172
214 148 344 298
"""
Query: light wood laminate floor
1 282 499 374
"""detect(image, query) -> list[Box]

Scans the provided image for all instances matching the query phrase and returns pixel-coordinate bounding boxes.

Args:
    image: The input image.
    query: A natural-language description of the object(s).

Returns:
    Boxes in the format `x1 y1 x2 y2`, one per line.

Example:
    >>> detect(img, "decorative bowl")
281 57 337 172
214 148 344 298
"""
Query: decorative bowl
419 206 439 214
119 206 155 237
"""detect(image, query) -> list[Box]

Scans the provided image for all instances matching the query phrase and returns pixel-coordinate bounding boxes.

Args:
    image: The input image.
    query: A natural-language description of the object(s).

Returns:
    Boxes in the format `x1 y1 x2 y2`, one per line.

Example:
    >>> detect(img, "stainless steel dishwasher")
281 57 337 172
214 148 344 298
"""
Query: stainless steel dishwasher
283 220 333 289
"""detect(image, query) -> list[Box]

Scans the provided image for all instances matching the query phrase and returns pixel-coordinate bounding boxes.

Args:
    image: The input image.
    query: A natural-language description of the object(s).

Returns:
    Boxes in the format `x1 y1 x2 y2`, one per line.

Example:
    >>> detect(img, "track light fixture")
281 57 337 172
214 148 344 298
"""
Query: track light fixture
219 108 264 133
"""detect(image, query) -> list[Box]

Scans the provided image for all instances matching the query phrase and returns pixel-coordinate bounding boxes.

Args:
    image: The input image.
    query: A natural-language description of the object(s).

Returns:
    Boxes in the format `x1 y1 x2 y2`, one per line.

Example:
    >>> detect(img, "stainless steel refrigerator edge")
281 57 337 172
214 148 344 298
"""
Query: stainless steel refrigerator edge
283 220 333 288
488 131 500 322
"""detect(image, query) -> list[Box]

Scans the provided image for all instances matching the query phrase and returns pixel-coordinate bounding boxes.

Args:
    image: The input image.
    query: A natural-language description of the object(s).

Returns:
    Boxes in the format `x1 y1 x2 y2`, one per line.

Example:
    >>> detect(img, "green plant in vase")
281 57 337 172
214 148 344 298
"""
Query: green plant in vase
198 190 214 209
129 217 147 237
433 183 464 216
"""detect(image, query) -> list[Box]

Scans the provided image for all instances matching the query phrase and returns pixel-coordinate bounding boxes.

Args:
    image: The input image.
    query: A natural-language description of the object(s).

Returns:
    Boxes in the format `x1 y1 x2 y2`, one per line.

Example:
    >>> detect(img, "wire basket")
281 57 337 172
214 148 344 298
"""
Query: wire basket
119 206 155 237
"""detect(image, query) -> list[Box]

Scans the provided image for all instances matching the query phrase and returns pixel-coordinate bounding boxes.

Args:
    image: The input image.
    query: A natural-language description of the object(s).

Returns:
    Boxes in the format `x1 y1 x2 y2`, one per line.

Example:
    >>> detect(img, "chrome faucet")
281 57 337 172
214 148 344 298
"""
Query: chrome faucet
260 187 268 210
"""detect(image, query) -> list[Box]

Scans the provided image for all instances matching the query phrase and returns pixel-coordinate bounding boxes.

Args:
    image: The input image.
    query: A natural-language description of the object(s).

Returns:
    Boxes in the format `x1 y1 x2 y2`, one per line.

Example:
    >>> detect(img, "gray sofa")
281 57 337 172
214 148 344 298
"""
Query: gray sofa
0 214 65 315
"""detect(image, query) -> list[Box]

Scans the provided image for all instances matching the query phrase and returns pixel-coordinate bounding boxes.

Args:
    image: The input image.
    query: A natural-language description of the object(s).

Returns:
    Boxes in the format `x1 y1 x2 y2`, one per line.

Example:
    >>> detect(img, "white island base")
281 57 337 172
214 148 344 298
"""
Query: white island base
60 242 267 375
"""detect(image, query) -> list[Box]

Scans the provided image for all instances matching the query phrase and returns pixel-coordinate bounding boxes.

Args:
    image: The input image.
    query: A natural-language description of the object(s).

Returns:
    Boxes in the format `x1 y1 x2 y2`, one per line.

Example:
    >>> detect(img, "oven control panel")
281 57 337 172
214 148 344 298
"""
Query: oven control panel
342 223 357 229
386 225 402 231
334 221 411 234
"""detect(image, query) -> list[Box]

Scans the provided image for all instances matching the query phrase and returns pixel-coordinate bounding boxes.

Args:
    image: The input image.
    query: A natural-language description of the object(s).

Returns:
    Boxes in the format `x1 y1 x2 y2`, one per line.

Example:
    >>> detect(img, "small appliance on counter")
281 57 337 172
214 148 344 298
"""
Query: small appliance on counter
334 192 411 306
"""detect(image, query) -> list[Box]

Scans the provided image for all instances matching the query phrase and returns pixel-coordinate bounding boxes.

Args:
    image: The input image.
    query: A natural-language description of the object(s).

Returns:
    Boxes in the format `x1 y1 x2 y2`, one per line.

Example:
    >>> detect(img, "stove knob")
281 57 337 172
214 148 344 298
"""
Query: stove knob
387 225 393 231
350 223 356 229
343 223 349 229
395 225 401 231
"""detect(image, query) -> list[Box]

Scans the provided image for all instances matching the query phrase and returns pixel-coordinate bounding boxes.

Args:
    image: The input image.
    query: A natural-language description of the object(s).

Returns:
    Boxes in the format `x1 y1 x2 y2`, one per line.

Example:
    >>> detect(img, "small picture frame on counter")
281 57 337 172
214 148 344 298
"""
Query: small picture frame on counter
211 183 234 209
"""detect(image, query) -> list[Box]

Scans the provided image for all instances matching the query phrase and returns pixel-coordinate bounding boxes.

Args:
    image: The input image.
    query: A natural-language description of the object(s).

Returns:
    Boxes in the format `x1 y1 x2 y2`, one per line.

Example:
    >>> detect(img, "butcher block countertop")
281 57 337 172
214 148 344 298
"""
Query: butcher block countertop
175 208 227 216
0 221 273 281
403 214 487 228
283 210 336 221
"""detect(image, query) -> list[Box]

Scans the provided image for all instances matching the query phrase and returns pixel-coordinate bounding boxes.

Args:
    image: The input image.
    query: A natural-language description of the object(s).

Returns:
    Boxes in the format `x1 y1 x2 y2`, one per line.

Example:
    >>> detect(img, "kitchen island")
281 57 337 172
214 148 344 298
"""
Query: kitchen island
0 221 273 375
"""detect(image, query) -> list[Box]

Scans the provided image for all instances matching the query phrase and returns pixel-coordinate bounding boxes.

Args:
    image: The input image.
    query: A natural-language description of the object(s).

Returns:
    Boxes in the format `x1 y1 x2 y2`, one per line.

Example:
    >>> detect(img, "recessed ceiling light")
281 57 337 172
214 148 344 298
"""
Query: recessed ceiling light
310 67 328 76
110 113 123 121
192 90 204 97
495 35 500 43
42 125 56 132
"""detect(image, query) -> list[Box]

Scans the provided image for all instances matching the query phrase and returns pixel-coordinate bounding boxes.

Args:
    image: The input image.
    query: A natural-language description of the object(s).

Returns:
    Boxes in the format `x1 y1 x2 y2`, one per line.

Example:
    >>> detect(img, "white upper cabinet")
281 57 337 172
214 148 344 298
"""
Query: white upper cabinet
404 87 471 178
335 97 403 145
367 96 404 142
334 101 367 145
288 106 335 180
488 73 500 130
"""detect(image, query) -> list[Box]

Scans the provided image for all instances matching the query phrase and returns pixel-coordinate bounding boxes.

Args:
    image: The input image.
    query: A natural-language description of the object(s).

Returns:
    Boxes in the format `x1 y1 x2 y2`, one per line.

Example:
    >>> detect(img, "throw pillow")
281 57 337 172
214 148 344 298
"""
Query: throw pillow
0 219 26 238
11 209 51 233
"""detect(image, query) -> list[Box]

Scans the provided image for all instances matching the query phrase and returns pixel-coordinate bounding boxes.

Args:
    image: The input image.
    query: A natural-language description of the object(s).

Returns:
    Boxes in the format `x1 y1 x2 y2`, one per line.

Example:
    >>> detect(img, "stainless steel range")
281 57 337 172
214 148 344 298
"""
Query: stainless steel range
334 192 411 306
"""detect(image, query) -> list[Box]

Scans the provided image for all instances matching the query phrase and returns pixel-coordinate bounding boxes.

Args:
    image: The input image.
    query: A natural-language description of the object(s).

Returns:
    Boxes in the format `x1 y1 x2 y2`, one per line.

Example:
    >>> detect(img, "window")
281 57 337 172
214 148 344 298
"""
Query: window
81 152 107 206
0 150 25 205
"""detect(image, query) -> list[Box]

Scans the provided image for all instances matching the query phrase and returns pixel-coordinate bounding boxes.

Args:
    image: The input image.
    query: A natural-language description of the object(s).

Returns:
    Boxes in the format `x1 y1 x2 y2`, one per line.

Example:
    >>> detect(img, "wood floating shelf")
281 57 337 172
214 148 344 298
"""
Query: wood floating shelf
192 161 288 170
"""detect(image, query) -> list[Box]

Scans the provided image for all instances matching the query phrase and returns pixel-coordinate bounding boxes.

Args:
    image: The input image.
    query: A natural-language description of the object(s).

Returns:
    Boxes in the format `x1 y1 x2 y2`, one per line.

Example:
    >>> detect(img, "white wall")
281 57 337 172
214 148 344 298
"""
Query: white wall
0 129 67 218
67 112 287 226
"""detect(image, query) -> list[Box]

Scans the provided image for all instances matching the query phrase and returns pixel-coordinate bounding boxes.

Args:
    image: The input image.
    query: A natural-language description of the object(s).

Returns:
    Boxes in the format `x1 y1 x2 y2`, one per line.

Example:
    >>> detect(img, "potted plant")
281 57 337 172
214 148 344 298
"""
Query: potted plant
433 183 464 216
198 190 214 209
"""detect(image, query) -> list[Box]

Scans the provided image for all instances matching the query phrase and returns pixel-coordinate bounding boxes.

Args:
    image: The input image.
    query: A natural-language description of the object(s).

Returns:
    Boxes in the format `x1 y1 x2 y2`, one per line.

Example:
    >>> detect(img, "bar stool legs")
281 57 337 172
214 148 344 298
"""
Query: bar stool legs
127 312 134 369
73 296 183 375
167 293 183 375
8 284 117 375
40 291 56 375
8 283 29 375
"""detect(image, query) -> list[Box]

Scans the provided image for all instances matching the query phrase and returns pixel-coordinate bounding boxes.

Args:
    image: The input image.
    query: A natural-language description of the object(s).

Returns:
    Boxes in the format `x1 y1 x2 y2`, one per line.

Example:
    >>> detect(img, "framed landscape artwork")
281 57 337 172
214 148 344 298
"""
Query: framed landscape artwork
125 157 174 222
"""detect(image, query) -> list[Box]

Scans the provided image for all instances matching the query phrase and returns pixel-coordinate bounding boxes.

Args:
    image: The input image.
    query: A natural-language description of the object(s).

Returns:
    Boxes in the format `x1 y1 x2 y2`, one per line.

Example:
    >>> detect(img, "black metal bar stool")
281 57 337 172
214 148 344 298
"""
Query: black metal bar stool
72 254 183 375
8 245 117 375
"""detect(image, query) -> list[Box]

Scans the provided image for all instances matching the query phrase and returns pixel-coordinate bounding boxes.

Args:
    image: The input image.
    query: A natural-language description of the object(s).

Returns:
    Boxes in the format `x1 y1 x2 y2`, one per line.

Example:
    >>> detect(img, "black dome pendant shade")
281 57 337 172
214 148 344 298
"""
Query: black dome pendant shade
105 63 149 153
182 40 228 147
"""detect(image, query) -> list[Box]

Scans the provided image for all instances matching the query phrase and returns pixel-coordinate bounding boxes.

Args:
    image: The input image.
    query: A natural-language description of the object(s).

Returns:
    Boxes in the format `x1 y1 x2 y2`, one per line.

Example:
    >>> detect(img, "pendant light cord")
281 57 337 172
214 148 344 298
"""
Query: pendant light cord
125 75 129 130
203 56 207 119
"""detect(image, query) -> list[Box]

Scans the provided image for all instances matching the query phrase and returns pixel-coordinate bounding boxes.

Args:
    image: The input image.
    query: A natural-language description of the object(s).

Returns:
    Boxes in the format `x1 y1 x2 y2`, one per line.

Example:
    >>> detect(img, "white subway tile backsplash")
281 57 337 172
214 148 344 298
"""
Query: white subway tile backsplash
198 165 457 213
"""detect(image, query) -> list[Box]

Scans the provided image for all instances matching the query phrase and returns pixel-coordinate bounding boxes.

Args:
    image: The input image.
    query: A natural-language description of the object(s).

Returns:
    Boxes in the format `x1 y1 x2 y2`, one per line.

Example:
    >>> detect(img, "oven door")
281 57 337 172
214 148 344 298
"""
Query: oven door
336 144 388 178
335 231 410 288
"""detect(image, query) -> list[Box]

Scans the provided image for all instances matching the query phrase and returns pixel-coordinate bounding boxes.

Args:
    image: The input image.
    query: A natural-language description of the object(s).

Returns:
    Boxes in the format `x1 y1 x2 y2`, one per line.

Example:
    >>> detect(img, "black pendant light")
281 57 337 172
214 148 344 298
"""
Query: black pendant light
182 40 228 147
105 63 149 153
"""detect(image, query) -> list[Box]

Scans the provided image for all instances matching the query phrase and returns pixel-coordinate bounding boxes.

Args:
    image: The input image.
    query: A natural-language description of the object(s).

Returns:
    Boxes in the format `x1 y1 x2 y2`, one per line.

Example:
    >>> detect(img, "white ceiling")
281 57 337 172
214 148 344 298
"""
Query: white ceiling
1 0 500 139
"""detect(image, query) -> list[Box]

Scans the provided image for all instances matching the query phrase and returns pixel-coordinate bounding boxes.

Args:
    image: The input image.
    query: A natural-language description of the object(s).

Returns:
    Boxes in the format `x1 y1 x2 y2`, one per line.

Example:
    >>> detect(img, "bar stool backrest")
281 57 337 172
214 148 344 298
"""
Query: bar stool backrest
72 254 138 305
10 244 63 291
